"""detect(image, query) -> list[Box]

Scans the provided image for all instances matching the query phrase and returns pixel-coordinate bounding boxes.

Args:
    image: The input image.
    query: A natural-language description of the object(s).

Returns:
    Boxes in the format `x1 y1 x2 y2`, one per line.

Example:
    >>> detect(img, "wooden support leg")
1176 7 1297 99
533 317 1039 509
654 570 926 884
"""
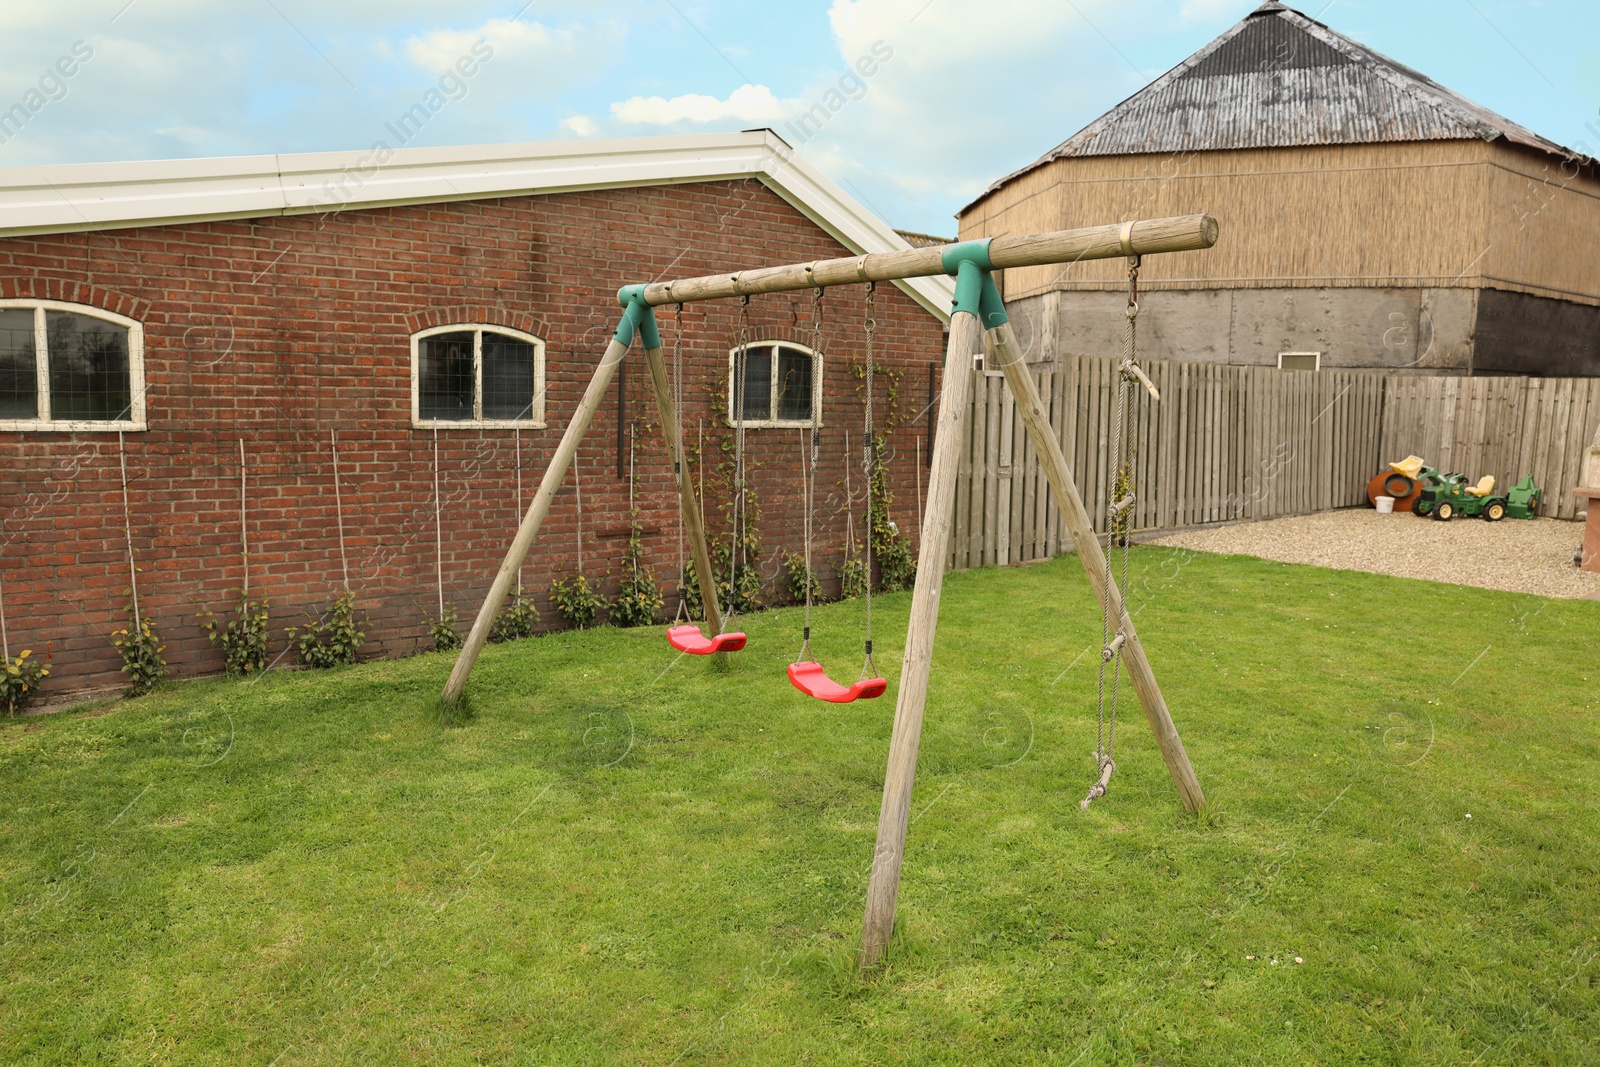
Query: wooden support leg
641 343 725 634
859 309 981 970
441 337 629 706
988 319 1205 812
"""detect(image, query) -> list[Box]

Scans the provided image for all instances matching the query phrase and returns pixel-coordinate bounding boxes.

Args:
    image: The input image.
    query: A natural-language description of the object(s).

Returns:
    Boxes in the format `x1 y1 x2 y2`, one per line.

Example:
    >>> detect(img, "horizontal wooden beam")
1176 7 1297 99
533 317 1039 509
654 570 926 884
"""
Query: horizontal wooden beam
638 214 1218 307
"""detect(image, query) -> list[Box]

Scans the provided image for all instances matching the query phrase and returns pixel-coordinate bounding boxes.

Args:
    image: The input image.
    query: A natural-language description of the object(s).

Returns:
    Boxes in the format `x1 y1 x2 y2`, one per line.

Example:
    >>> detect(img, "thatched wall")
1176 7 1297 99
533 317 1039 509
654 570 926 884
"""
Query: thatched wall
959 141 1600 309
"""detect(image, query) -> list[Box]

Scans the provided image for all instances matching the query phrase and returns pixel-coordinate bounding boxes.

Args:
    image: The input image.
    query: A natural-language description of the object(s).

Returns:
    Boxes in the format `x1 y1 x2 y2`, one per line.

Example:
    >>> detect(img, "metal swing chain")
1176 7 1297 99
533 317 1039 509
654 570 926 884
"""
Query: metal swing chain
672 303 690 623
1086 254 1141 809
728 295 752 630
798 287 825 664
861 281 878 681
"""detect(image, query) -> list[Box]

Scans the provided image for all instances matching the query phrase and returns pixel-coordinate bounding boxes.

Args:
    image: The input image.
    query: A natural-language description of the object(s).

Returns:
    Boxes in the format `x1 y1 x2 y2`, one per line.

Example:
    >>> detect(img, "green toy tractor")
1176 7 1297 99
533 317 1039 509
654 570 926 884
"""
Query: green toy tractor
1505 475 1541 519
1414 468 1508 522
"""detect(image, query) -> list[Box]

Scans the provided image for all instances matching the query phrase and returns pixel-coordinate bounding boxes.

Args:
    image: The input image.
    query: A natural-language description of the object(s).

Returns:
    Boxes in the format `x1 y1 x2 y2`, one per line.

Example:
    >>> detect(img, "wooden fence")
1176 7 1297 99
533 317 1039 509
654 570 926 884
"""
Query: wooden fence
945 358 1600 570
1378 375 1600 521
948 355 1388 569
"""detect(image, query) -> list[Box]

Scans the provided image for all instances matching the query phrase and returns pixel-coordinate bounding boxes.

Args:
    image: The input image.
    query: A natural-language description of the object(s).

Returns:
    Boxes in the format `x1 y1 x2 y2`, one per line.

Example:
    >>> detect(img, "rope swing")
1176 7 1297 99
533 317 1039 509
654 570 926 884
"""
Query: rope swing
1082 252 1146 809
788 284 887 704
666 300 747 656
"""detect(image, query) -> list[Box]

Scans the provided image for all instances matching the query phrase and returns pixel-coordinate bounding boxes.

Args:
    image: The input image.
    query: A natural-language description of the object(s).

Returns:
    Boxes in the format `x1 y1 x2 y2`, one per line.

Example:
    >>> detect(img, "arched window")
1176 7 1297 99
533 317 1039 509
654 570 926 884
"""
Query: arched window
411 324 546 428
0 301 145 430
727 341 821 428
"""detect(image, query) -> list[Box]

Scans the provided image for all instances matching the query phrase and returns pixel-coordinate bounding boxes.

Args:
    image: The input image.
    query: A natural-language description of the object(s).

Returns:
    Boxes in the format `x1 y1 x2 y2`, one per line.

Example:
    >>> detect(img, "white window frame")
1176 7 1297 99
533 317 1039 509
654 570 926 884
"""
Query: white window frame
726 340 823 429
0 300 146 432
1277 351 1322 371
410 323 546 429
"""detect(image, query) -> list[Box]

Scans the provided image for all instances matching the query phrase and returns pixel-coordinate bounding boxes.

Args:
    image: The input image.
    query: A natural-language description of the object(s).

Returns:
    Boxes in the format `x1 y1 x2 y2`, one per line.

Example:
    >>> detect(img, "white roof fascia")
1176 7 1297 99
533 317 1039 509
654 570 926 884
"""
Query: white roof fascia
0 130 954 321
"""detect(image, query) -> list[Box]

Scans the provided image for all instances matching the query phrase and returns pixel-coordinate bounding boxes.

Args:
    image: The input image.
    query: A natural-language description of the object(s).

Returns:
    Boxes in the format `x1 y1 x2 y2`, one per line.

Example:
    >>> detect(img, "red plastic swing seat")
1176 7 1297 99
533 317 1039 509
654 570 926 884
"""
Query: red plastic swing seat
667 623 747 655
787 661 887 703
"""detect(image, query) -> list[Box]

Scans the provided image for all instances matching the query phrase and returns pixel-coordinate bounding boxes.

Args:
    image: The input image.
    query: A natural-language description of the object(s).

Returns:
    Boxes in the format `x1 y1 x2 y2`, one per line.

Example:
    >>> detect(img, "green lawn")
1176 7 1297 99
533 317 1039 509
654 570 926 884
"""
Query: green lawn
3 548 1598 1065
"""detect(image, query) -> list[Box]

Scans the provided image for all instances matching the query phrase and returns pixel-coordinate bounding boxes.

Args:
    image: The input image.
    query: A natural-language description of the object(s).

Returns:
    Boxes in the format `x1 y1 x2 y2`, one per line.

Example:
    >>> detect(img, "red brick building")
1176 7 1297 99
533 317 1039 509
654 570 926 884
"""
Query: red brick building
0 132 951 698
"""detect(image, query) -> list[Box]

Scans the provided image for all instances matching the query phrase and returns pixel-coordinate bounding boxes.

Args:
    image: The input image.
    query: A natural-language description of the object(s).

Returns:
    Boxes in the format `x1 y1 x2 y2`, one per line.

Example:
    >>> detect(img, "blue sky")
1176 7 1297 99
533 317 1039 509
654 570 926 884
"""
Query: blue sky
0 1 1596 235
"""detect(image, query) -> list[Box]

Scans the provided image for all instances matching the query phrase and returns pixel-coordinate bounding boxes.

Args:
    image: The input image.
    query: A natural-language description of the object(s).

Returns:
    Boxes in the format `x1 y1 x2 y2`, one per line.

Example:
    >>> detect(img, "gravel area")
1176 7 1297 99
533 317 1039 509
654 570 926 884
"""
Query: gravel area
1147 509 1600 600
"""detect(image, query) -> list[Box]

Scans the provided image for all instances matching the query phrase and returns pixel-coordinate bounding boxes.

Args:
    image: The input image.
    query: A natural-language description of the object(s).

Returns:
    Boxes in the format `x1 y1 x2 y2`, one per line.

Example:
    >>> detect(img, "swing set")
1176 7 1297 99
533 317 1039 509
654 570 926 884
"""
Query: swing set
441 212 1219 969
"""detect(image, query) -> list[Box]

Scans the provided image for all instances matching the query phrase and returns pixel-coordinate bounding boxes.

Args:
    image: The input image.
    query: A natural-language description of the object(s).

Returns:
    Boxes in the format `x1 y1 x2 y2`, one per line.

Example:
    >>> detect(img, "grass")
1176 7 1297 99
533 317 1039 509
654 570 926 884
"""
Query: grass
2 547 1598 1065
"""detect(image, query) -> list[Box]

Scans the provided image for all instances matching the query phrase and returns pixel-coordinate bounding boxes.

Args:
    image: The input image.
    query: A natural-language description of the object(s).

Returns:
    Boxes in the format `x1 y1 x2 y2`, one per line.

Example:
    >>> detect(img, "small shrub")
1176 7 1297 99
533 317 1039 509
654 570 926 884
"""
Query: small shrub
430 607 462 652
1110 458 1135 547
550 572 605 630
838 556 868 601
784 552 820 605
286 590 365 669
682 554 762 618
197 591 271 677
112 605 166 696
491 595 539 643
610 520 663 628
1 649 50 716
868 440 917 593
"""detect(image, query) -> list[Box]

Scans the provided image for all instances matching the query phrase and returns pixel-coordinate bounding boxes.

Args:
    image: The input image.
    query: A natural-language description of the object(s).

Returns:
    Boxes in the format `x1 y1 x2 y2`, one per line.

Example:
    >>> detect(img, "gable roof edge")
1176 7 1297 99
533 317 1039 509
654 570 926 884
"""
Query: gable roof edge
0 130 955 321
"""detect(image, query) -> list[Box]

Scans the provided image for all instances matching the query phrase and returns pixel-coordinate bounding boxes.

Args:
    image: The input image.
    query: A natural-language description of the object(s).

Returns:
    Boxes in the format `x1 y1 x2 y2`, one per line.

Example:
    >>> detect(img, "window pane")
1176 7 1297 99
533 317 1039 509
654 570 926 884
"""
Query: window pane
419 331 475 420
0 309 37 419
736 345 771 421
46 311 131 421
481 332 537 420
776 346 813 421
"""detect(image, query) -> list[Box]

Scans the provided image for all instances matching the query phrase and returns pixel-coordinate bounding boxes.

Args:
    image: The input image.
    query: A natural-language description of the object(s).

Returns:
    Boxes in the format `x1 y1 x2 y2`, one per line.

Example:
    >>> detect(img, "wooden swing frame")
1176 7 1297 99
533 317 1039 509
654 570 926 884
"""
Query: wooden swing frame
440 212 1219 971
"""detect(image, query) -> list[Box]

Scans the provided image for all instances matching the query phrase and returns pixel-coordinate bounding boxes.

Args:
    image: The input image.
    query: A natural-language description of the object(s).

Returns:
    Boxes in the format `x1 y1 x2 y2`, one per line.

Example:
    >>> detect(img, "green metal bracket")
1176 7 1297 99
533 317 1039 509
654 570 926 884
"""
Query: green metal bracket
977 272 1008 330
614 284 661 349
940 239 993 275
943 239 1008 329
949 260 984 319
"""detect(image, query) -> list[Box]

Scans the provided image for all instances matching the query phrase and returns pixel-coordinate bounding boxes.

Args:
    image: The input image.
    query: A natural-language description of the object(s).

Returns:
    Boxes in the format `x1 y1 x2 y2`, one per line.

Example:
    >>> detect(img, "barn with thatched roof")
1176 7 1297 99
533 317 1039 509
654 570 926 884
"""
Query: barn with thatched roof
958 1 1600 376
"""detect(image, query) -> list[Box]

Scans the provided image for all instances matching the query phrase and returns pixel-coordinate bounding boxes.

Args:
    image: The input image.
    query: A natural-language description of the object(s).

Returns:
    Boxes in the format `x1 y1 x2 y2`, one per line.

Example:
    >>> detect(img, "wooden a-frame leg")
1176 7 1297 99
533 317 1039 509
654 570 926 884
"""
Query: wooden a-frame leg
858 308 981 970
642 343 725 636
441 336 630 706
987 318 1205 812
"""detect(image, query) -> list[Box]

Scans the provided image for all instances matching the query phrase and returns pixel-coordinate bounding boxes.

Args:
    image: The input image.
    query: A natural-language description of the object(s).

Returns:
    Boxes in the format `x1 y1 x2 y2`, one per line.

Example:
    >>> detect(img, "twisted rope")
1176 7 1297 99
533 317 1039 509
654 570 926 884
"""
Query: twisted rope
861 282 878 680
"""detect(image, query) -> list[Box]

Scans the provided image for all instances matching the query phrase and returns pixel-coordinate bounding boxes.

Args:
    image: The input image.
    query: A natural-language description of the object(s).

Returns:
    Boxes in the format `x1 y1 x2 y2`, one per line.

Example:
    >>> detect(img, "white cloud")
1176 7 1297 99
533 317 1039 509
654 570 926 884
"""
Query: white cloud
611 83 792 125
815 0 1141 224
560 114 600 137
403 18 568 71
1179 0 1247 20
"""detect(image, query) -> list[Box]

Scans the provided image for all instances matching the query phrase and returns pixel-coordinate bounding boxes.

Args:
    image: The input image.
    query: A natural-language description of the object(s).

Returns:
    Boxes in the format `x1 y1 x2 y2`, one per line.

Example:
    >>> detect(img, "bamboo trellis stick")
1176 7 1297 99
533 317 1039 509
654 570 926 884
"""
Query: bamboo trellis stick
238 438 249 597
331 429 349 591
433 429 444 621
120 432 141 627
915 436 923 542
0 560 9 662
515 427 523 597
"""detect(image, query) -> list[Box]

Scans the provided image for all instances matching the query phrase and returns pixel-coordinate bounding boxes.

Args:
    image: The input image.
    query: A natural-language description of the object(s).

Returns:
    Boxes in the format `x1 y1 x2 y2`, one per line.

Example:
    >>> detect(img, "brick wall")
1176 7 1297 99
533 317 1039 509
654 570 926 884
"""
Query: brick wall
0 179 946 697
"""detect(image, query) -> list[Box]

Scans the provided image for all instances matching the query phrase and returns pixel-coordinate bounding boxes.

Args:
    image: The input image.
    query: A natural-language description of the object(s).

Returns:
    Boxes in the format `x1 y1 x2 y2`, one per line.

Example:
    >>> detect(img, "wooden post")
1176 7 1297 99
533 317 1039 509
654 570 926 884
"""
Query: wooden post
641 343 725 634
988 318 1205 813
441 336 629 706
859 309 980 970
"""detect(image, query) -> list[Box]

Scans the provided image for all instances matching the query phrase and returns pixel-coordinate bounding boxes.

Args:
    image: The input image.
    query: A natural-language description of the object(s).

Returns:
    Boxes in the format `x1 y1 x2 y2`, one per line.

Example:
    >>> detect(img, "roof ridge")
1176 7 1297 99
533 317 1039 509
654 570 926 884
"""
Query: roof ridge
960 2 1585 216
1272 5 1501 142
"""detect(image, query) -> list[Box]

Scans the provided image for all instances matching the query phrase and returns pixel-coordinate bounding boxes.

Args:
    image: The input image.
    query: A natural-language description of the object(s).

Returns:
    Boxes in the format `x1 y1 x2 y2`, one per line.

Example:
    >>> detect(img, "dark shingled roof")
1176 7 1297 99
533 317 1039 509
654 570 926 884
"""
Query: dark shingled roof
965 2 1585 212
